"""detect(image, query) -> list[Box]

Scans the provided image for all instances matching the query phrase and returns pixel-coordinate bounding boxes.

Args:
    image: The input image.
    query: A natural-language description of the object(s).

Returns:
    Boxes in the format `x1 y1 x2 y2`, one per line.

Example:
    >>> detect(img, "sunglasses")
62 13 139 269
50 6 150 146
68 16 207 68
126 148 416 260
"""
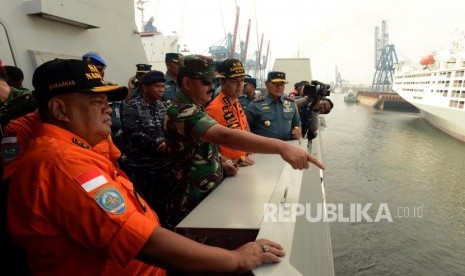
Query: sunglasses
200 79 214 86
190 75 214 86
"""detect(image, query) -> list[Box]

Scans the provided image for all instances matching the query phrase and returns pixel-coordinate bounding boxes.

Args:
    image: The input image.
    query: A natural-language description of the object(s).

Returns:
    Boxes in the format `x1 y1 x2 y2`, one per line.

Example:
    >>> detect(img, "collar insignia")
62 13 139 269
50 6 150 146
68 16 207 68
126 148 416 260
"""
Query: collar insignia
72 137 90 149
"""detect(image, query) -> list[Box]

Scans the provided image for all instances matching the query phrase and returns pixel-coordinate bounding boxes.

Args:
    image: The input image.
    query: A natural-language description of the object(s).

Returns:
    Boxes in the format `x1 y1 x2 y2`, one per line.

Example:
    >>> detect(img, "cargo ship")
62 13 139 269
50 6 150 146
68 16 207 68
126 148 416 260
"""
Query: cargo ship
356 91 418 111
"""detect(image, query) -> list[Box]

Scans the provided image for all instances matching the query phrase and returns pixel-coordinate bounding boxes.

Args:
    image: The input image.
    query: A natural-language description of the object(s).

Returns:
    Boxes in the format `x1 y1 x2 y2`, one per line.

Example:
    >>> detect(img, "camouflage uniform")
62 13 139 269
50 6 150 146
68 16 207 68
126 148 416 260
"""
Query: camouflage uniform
164 92 221 228
0 83 33 275
163 55 222 228
0 87 37 130
122 95 169 224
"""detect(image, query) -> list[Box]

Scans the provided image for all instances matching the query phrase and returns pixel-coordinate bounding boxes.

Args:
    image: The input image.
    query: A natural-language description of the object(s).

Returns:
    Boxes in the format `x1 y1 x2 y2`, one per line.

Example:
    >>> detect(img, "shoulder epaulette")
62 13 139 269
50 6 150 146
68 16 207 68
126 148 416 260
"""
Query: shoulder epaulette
253 96 265 102
284 96 295 102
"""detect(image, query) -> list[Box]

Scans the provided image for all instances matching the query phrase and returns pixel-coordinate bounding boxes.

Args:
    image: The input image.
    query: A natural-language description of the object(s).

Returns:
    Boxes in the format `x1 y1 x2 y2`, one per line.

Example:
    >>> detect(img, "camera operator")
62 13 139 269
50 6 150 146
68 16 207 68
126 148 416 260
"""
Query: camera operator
126 64 152 101
295 80 333 142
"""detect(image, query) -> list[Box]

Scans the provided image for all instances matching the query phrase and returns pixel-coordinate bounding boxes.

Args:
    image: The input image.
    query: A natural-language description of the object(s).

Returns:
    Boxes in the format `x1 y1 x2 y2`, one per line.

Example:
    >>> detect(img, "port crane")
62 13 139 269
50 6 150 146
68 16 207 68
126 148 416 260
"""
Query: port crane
372 20 398 92
208 4 269 87
209 6 243 60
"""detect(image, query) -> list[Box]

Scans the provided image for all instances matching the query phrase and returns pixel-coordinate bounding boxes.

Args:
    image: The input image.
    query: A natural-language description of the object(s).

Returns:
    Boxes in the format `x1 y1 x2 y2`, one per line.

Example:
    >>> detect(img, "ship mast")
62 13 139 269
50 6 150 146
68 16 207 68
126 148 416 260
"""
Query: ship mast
136 0 148 32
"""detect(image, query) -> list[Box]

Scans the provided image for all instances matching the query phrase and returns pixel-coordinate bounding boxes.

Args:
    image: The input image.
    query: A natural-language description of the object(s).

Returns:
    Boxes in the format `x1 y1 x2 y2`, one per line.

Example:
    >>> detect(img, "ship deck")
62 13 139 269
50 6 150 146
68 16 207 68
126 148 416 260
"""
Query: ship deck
176 136 334 275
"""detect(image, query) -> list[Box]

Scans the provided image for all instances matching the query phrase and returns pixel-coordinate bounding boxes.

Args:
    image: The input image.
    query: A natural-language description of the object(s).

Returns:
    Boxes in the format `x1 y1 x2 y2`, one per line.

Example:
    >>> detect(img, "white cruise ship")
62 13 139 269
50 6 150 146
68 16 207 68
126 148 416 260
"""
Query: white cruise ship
392 33 465 142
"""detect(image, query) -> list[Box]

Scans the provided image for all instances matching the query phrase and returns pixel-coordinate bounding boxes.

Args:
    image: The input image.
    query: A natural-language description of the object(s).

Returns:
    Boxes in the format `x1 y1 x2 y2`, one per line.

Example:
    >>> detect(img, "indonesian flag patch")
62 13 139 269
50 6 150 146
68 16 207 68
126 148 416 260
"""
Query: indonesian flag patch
76 168 108 192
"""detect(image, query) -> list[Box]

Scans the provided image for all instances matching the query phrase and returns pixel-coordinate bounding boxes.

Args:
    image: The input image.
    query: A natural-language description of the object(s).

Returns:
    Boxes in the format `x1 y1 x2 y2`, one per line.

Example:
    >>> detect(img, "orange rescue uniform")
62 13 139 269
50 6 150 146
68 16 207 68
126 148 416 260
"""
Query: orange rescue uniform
205 91 249 160
1 111 121 181
7 123 165 276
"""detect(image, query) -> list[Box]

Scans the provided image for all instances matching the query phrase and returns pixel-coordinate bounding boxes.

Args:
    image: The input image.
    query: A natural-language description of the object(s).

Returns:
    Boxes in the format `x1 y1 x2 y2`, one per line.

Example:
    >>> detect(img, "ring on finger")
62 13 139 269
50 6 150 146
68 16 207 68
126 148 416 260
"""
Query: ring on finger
261 245 270 253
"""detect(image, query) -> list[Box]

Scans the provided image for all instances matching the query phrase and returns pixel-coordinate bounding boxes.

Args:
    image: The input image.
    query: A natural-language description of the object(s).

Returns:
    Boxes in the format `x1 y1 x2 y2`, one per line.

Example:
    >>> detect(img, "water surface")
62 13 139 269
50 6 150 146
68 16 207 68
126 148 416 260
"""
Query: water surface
322 93 465 275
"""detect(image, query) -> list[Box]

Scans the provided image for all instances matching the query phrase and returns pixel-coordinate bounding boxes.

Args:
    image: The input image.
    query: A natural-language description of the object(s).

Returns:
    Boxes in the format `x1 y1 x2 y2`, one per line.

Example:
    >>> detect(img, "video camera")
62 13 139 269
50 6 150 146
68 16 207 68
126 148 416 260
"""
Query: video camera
131 78 139 87
301 80 331 99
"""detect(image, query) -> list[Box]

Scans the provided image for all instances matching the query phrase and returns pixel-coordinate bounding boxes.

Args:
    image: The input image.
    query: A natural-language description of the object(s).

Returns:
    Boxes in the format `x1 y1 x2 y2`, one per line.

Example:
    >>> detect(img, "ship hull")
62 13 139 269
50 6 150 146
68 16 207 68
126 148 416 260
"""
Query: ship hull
407 101 465 142
357 91 418 111
393 59 465 143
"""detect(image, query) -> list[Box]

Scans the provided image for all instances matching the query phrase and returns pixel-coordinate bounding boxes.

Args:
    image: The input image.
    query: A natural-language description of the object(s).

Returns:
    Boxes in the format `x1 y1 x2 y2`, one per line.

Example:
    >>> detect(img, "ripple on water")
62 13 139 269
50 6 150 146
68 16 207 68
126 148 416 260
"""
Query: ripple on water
323 94 465 275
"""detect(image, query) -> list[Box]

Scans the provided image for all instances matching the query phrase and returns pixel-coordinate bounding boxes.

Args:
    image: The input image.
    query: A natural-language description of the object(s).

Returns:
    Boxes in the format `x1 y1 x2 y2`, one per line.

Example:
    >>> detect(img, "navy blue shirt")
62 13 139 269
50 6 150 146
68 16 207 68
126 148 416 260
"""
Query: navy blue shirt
246 95 301 141
238 95 253 111
162 72 179 103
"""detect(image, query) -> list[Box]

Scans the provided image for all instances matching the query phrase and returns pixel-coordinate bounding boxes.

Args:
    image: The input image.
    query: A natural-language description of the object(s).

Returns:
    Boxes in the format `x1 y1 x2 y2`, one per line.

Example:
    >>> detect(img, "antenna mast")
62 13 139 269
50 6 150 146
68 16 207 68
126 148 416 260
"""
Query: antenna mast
136 0 148 32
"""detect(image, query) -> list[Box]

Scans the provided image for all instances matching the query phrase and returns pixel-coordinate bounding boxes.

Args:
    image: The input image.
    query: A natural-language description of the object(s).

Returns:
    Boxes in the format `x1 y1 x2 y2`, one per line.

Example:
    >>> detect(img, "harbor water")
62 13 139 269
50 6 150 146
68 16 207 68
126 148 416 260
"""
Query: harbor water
321 93 465 275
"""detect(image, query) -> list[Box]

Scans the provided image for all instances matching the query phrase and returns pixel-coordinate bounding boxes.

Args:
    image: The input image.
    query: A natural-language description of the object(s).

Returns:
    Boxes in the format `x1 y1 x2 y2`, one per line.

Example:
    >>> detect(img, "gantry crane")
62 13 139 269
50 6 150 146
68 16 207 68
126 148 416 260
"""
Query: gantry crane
372 20 398 92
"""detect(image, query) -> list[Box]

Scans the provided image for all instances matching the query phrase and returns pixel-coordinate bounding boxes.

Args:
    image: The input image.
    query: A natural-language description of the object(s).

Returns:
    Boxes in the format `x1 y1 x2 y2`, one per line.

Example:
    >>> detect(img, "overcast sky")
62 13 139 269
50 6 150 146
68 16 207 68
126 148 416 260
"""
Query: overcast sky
135 0 464 85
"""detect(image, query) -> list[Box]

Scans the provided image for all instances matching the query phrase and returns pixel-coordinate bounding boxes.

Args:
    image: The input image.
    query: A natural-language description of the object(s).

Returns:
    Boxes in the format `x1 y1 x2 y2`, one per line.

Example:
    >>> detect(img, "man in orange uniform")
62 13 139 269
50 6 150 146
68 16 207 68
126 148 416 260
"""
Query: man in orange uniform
205 58 254 166
6 59 285 275
1 110 122 181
